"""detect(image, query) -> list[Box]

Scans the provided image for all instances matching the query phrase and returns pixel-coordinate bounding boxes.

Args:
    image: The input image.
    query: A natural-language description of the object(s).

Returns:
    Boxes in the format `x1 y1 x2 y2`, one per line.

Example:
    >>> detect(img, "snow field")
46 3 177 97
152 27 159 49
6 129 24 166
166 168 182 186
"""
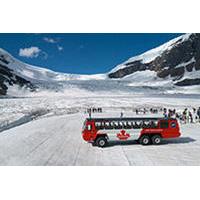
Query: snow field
0 111 200 166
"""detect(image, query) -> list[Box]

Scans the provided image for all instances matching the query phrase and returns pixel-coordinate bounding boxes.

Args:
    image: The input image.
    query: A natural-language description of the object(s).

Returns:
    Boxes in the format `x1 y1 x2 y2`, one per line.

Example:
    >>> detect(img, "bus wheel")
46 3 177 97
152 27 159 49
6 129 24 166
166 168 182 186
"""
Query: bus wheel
96 137 107 148
151 135 162 145
139 135 151 145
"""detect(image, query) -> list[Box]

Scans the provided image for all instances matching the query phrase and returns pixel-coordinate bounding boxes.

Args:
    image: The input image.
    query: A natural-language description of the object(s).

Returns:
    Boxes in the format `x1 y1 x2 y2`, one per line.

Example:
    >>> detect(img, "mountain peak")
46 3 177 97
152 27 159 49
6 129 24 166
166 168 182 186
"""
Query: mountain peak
108 33 200 86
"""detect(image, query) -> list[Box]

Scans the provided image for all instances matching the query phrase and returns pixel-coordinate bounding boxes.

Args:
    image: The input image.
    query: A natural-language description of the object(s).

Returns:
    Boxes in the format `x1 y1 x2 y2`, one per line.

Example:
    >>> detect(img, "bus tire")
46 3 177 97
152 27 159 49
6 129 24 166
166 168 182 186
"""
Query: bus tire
139 135 151 145
96 137 107 148
151 135 162 145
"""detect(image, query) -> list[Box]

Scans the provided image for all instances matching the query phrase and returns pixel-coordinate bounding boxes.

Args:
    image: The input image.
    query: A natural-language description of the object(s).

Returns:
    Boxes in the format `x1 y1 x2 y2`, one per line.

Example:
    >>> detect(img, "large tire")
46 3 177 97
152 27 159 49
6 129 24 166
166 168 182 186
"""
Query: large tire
139 135 151 145
96 137 107 148
151 135 162 145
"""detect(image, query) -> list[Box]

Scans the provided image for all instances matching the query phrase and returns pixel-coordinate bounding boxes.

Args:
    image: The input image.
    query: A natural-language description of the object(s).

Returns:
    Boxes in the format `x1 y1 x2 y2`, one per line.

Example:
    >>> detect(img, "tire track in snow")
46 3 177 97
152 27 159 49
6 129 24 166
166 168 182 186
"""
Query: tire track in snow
121 146 133 166
31 123 67 165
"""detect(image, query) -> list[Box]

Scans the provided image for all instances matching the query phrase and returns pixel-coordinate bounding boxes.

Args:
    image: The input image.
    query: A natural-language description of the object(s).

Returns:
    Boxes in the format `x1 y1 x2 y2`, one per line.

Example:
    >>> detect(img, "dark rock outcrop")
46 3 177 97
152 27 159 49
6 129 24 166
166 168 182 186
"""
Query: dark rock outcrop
108 33 200 86
0 63 36 95
175 79 200 86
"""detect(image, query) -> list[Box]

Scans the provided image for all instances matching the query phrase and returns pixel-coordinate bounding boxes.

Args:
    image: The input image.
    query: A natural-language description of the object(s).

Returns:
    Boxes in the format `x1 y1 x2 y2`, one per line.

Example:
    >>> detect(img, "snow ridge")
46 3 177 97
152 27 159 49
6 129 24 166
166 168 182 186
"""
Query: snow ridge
0 48 107 83
110 33 192 73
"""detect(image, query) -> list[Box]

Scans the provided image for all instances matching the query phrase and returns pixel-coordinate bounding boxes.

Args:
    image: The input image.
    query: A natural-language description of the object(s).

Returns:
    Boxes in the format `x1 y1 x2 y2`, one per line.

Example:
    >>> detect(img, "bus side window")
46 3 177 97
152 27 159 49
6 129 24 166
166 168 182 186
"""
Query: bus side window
105 122 110 129
127 121 132 129
100 122 105 129
122 121 126 129
171 122 176 128
106 122 113 130
95 122 101 130
133 122 138 129
160 121 169 128
114 122 119 129
150 121 156 128
119 122 123 129
110 122 114 129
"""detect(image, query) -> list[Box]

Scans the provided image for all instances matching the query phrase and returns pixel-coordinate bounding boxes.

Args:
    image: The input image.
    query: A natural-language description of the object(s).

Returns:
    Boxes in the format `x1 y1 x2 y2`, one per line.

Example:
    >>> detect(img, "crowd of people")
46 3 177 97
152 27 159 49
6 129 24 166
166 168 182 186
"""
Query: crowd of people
86 106 200 124
135 107 200 124
163 107 200 124
86 107 103 118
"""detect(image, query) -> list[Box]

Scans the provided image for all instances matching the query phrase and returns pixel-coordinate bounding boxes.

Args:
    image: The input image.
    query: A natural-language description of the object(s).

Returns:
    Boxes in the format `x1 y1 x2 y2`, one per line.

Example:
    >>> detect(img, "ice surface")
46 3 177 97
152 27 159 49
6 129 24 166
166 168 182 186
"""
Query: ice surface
0 110 199 166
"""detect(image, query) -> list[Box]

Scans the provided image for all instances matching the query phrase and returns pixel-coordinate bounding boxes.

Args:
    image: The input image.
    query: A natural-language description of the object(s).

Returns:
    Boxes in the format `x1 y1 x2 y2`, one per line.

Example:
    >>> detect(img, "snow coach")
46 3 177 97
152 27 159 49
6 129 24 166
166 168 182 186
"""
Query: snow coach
82 117 181 147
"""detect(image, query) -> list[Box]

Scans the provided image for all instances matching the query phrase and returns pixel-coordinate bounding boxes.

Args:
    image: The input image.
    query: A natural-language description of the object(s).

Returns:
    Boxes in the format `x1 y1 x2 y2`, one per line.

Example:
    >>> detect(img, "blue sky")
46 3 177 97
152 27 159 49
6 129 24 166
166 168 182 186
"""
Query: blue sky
0 33 183 74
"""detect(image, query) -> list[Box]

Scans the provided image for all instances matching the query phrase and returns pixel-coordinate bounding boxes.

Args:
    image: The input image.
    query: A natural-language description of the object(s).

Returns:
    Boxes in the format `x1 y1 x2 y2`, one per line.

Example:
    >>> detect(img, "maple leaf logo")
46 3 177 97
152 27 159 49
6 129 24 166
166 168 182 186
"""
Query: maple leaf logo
117 130 130 140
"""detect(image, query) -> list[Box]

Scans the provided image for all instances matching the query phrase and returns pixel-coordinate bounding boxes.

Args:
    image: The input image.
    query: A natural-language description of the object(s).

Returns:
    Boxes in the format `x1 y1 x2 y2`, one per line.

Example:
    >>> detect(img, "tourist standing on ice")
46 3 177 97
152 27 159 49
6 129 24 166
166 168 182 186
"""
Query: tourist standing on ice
163 108 167 118
182 109 187 123
191 108 197 123
189 111 193 123
120 112 123 118
197 107 200 123
88 108 92 118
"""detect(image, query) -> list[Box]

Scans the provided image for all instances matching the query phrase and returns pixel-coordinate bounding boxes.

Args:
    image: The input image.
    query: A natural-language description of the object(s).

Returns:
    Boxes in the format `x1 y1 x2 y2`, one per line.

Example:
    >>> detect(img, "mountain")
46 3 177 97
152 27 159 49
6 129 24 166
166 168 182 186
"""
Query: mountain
0 48 105 95
1 33 200 96
109 33 200 86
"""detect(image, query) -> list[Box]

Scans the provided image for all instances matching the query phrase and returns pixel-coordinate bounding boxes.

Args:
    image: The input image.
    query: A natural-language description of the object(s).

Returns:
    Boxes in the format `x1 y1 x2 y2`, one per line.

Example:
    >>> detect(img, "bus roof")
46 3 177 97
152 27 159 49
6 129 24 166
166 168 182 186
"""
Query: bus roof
86 117 167 122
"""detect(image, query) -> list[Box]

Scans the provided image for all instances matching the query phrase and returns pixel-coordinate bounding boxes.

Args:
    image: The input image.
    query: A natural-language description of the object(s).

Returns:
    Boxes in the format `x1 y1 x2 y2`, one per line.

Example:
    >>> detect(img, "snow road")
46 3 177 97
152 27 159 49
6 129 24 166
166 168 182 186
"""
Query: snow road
0 113 200 166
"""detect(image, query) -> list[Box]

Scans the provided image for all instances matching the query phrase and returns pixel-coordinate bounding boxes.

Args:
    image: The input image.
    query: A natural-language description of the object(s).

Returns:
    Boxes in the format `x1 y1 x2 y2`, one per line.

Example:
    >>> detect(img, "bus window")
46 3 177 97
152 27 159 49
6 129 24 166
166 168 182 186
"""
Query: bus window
160 121 169 128
114 122 119 129
121 121 126 129
126 122 132 129
110 122 115 129
150 121 157 128
131 121 135 128
120 122 124 129
104 122 112 129
100 122 105 129
95 122 101 130
87 124 92 131
133 122 139 129
171 122 176 128
107 122 113 129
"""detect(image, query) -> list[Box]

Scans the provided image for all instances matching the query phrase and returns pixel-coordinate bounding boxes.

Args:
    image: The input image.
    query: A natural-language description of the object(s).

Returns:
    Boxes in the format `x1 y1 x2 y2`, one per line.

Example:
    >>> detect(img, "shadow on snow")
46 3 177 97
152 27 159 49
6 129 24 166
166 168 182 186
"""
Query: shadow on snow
104 137 196 148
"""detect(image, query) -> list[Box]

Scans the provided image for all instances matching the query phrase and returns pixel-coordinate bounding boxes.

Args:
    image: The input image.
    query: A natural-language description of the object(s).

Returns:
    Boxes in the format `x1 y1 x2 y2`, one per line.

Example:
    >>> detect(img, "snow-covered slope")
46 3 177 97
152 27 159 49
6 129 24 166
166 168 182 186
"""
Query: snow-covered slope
0 48 107 95
1 33 200 97
110 33 192 73
109 33 200 87
0 48 106 83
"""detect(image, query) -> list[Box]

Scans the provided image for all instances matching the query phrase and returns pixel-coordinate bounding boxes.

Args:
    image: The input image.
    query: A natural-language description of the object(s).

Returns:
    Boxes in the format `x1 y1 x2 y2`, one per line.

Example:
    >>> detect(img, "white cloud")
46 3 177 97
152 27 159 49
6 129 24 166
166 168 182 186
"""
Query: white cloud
43 37 57 43
57 45 63 51
19 47 41 58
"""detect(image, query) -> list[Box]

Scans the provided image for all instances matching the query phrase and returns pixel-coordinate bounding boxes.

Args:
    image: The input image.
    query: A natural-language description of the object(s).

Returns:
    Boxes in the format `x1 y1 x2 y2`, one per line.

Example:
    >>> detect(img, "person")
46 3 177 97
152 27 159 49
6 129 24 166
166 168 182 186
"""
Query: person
163 108 167 118
189 111 193 123
88 108 92 118
182 109 187 124
120 112 123 118
192 107 197 123
197 107 200 123
168 109 173 118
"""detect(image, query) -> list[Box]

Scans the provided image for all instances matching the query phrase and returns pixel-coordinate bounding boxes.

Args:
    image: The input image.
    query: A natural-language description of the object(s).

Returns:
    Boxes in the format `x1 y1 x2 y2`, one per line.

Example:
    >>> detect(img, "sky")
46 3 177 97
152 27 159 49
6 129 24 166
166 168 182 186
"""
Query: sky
0 33 183 74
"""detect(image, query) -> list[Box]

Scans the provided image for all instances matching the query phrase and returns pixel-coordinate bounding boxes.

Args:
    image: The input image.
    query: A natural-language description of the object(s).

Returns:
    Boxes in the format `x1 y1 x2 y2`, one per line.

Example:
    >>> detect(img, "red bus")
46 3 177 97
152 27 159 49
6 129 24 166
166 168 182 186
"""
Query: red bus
82 117 181 147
